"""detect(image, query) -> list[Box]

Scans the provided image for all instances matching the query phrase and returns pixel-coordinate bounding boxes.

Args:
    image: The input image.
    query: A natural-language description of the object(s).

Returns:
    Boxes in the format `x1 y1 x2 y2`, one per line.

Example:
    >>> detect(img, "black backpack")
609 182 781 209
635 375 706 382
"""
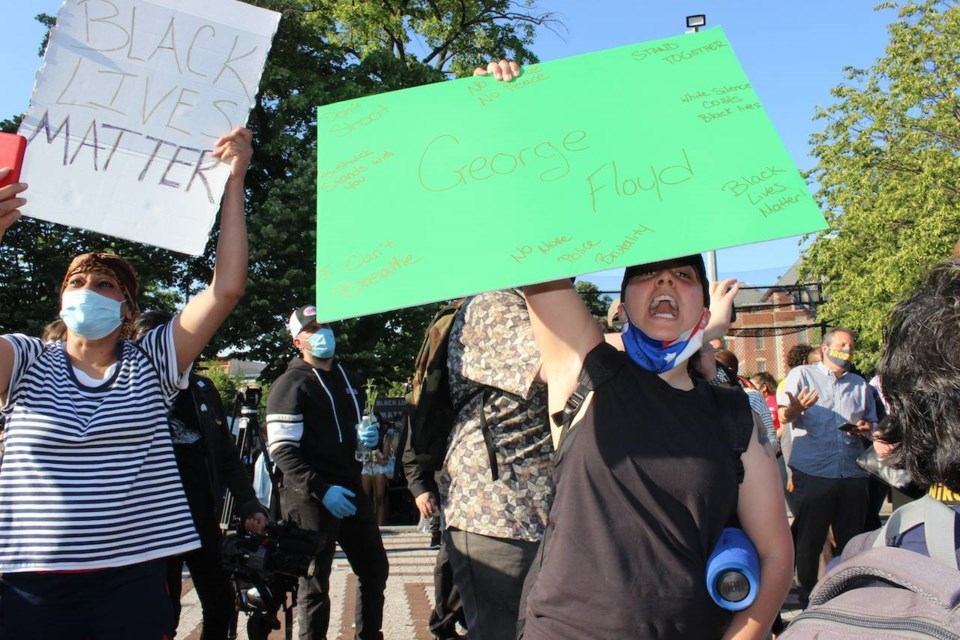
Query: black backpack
406 299 486 473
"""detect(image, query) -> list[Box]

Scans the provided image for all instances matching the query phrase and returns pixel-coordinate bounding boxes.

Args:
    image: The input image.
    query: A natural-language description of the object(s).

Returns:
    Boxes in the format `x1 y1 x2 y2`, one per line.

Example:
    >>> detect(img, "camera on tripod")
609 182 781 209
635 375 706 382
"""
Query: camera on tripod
237 384 262 414
221 520 324 640
219 388 315 640
220 520 323 583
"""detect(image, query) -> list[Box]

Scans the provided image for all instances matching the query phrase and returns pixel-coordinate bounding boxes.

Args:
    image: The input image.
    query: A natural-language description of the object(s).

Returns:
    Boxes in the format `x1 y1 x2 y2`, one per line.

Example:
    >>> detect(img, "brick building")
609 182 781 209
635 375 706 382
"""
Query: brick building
721 262 825 382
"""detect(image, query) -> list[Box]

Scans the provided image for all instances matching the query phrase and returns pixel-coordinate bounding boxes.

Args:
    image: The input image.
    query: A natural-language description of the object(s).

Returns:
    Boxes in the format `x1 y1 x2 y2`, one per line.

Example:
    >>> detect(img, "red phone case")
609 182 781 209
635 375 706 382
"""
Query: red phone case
0 133 27 188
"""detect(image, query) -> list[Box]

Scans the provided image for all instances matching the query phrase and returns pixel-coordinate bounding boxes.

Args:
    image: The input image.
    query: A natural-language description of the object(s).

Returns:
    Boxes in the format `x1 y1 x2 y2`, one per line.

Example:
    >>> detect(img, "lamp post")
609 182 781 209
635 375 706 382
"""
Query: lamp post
684 13 718 281
685 14 706 33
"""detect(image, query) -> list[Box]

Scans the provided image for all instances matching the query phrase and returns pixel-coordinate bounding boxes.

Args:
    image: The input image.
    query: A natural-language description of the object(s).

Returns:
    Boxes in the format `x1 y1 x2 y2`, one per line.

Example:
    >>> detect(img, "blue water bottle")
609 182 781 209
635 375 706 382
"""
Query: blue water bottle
706 527 760 611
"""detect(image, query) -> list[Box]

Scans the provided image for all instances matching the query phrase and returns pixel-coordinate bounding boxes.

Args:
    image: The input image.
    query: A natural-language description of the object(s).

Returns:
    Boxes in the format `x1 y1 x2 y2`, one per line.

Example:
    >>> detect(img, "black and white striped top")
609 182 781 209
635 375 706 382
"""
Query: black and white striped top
0 324 200 572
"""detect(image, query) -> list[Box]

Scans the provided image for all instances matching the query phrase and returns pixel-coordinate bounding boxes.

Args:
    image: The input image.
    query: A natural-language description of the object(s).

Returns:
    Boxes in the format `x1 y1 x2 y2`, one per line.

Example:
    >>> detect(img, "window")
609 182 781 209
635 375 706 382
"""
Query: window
756 359 767 373
755 334 764 350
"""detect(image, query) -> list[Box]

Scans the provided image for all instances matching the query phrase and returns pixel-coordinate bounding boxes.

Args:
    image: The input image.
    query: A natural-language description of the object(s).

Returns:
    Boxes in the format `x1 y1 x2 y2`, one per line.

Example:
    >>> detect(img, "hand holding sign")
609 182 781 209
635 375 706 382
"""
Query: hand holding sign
172 126 253 371
212 127 254 182
0 170 27 244
474 60 521 81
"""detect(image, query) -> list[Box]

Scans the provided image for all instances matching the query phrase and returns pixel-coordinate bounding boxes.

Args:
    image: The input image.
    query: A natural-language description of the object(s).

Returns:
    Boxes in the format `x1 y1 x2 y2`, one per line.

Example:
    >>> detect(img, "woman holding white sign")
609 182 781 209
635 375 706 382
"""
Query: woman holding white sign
0 127 253 640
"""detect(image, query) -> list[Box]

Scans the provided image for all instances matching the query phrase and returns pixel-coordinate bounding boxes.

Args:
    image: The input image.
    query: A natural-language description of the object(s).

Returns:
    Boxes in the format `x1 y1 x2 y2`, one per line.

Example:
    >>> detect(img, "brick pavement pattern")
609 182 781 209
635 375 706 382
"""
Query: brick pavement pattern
177 528 437 640
175 526 806 639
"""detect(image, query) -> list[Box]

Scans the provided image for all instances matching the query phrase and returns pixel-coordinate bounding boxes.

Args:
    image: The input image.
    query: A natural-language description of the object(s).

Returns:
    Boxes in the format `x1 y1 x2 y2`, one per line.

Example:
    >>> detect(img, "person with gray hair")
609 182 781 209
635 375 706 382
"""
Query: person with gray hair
777 326 878 605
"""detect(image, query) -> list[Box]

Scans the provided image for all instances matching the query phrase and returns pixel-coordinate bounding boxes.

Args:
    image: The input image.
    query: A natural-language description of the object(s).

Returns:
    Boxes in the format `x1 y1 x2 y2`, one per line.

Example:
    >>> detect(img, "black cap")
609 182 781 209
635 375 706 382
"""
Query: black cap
620 254 709 305
288 305 318 337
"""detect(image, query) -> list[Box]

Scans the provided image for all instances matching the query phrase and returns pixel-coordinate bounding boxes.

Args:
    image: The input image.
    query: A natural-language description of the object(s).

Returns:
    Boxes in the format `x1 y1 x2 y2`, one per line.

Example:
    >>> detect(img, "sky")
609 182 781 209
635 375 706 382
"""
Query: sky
1 1 896 295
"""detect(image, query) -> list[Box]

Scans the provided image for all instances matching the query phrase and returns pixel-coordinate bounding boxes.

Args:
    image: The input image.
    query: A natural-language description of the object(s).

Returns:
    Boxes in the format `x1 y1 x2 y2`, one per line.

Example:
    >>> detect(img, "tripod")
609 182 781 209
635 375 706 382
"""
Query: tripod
222 385 298 640
221 385 275 527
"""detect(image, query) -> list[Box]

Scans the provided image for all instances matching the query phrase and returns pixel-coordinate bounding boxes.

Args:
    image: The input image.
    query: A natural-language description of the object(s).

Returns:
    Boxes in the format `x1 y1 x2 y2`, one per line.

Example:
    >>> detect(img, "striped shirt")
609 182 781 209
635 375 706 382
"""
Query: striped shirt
746 388 779 452
0 324 200 572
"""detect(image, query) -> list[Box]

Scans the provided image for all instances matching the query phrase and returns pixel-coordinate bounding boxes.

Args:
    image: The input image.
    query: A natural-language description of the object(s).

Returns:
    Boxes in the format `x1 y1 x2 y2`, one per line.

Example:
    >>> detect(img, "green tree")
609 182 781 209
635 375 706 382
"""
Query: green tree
199 362 244 414
575 280 614 318
802 0 960 369
215 0 554 382
2 3 556 382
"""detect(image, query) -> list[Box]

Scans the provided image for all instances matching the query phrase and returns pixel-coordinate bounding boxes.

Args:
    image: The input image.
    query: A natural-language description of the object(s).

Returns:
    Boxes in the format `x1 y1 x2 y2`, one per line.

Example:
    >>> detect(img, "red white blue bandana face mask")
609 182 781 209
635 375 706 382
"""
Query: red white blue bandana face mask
620 308 709 374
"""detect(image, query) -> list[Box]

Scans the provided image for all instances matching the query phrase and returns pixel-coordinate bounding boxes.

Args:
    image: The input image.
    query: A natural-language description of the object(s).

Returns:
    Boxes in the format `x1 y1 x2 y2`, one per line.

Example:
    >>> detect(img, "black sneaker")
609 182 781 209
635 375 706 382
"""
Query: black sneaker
430 532 442 549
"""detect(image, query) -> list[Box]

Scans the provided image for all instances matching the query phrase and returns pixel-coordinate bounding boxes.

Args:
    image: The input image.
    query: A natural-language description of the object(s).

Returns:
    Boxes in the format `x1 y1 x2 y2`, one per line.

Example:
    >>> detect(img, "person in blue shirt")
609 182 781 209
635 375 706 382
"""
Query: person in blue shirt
777 327 878 603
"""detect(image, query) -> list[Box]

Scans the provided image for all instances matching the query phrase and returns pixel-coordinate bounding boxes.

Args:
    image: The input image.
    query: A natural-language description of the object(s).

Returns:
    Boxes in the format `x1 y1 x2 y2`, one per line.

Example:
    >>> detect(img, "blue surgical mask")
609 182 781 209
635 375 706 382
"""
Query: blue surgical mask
620 308 707 374
59 289 123 340
307 328 336 359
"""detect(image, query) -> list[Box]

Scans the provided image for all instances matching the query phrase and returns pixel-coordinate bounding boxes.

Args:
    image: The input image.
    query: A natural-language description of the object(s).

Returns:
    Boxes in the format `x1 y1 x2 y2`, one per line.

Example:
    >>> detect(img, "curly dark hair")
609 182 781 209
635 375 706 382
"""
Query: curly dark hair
879 259 960 493
785 344 816 369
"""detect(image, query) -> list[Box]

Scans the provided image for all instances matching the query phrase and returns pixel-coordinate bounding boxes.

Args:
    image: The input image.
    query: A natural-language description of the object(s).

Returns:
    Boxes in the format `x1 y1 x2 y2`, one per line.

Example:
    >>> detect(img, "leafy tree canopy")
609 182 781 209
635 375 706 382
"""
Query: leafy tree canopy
1 1 557 393
802 0 960 369
575 280 614 319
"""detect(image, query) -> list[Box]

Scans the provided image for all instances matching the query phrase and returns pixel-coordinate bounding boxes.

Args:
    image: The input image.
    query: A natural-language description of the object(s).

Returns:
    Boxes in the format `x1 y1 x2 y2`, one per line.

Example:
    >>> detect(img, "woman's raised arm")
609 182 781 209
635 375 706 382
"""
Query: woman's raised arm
522 279 603 419
173 128 252 372
0 168 28 398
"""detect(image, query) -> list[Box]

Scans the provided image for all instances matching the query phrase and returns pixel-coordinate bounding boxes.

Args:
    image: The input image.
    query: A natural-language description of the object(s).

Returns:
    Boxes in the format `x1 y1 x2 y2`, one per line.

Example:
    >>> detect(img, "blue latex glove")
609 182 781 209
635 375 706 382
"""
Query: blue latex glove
322 485 357 518
358 422 380 448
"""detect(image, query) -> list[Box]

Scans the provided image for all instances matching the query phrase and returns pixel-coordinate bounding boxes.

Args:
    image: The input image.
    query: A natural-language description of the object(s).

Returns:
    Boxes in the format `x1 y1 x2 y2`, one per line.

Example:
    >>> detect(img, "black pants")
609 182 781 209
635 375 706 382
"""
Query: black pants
791 469 868 597
445 529 539 640
167 516 234 640
429 536 466 640
0 560 172 640
282 486 389 640
864 476 889 532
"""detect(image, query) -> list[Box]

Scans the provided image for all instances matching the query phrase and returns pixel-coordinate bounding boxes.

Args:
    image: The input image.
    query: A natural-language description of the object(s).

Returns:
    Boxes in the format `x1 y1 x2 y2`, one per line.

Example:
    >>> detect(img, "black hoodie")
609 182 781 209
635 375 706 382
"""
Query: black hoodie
265 356 367 501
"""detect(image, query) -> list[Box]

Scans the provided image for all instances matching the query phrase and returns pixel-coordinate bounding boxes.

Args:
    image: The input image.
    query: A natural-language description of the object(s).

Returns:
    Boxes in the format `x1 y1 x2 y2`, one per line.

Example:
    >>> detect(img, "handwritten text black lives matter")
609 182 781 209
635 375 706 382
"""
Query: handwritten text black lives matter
23 0 264 203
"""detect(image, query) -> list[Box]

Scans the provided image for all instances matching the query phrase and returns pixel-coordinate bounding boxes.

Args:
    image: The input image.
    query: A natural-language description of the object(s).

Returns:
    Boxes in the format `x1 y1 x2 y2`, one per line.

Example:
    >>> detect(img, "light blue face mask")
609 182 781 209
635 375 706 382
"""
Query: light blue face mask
307 328 336 359
59 290 124 340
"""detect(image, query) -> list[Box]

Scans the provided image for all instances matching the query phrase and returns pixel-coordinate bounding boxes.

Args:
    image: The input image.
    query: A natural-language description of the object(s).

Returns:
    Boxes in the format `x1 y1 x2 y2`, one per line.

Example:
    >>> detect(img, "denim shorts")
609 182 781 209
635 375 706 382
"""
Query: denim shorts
362 454 396 478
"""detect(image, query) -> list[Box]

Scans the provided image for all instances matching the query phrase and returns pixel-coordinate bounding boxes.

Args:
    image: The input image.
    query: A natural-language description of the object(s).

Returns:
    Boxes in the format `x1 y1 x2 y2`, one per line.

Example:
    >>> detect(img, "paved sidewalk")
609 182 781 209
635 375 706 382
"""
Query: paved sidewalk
175 523 829 639
178 527 439 640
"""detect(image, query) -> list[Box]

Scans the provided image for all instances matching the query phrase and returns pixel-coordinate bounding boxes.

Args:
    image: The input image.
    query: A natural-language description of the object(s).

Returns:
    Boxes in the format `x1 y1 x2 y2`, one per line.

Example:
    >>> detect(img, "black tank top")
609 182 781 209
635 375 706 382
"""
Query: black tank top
525 343 742 639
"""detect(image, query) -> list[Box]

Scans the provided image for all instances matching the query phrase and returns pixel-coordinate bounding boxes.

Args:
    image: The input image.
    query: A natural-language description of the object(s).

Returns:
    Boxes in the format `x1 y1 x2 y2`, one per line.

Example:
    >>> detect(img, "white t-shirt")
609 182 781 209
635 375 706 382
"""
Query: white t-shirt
0 324 200 572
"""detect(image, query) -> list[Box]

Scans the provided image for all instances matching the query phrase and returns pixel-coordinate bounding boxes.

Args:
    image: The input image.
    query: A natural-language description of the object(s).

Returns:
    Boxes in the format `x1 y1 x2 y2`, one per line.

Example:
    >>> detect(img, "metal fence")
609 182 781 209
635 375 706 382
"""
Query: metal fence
722 323 826 382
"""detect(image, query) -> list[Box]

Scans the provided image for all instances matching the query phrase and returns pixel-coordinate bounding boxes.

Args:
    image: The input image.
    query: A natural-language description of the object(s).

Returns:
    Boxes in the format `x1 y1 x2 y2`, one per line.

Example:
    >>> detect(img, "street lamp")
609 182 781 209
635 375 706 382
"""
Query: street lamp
686 14 706 33
683 13 718 280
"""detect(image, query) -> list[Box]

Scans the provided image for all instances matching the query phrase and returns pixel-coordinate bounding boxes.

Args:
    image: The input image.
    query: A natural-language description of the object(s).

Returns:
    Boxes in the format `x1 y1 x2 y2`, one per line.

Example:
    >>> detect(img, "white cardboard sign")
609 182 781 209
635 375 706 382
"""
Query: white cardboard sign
18 0 280 255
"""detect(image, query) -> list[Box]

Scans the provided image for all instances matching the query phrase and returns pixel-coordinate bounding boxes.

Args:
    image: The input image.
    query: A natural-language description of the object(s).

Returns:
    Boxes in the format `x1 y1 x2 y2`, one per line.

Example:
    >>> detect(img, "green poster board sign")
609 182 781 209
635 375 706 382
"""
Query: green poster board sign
315 27 826 322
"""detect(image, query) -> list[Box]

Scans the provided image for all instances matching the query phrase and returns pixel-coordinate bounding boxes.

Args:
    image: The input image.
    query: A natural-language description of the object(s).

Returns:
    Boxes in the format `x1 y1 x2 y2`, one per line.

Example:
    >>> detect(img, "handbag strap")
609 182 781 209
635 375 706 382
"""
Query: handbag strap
551 343 624 467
